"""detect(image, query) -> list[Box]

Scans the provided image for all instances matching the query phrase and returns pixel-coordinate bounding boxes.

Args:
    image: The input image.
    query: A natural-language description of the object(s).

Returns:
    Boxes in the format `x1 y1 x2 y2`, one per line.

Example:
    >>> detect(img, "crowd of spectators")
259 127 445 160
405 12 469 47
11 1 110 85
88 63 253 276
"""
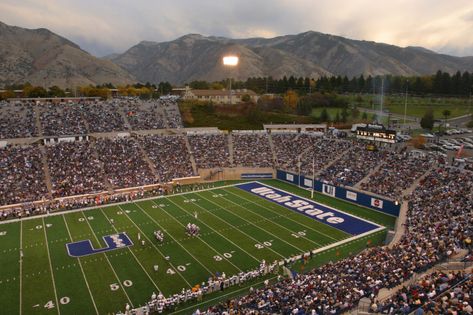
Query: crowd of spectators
299 138 353 176
81 101 127 133
46 141 106 197
0 101 38 139
188 134 232 168
162 99 183 128
318 143 386 187
122 100 166 130
195 167 472 314
233 133 274 167
371 271 472 314
40 103 88 136
0 145 48 205
95 137 157 188
361 150 435 200
1 98 184 138
139 135 194 182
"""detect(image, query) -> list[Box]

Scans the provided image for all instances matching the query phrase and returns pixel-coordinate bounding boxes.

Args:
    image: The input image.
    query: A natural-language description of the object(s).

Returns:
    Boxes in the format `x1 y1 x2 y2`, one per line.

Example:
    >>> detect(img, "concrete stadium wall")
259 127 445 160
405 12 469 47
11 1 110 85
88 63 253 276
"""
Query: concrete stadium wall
276 169 400 217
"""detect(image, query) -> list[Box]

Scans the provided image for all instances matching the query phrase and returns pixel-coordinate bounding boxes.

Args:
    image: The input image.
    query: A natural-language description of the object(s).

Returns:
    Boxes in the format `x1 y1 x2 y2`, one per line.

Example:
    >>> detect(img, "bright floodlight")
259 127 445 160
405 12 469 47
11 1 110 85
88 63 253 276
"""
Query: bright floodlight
223 56 239 66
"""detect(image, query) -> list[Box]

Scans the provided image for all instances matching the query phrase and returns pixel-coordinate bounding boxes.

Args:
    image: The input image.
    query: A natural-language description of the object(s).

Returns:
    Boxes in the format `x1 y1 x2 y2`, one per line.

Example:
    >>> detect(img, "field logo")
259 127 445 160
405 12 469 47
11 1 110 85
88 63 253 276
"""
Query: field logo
346 191 357 201
66 233 133 257
237 182 380 235
370 198 384 209
322 184 336 197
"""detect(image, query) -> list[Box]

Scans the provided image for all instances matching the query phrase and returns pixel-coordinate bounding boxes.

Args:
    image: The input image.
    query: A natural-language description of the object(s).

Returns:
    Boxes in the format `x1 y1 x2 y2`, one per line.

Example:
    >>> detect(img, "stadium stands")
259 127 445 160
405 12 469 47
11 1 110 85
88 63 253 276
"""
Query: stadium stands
139 134 194 182
0 101 37 139
233 132 274 167
95 137 157 188
0 145 48 205
188 133 232 168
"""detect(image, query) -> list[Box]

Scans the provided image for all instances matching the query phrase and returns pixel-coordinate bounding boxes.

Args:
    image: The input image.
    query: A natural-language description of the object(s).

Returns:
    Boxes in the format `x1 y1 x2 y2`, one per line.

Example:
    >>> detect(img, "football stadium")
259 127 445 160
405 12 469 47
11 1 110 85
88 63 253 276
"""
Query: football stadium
1 2 473 314
0 94 471 315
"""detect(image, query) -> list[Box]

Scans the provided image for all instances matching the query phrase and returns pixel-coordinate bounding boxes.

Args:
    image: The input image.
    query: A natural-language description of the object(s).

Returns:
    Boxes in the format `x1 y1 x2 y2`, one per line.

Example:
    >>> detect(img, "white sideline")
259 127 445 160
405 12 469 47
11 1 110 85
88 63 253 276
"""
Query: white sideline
62 215 100 314
79 211 134 307
0 183 239 226
41 217 61 315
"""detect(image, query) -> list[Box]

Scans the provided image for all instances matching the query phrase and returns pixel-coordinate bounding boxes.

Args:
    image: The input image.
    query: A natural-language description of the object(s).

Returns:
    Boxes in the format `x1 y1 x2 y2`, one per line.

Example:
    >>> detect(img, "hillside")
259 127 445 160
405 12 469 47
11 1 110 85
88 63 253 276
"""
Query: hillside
0 21 135 88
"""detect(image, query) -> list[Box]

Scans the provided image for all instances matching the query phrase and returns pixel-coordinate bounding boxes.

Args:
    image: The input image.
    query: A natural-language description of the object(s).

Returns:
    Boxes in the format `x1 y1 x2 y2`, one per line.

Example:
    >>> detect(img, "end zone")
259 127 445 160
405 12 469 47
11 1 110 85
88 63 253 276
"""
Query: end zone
236 182 381 236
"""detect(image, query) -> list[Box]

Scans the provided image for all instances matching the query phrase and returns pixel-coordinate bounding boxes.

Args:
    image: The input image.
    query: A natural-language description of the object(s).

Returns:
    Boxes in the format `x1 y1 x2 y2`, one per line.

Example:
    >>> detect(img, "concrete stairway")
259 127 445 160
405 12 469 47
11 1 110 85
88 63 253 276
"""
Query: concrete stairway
134 137 161 182
388 166 435 248
354 162 384 189
227 133 235 166
38 146 53 199
89 139 114 193
34 106 43 137
267 133 278 166
183 134 198 175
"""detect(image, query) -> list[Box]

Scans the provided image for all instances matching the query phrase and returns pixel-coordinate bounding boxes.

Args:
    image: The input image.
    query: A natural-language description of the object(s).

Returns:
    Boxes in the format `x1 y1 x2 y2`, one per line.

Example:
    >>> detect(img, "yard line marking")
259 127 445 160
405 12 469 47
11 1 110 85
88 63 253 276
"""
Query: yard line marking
41 217 61 315
167 197 260 264
150 199 242 273
196 192 305 254
175 193 286 260
99 208 162 292
226 187 341 242
79 211 134 308
224 188 335 244
19 221 23 315
62 215 99 315
133 202 214 275
0 183 239 226
117 205 193 288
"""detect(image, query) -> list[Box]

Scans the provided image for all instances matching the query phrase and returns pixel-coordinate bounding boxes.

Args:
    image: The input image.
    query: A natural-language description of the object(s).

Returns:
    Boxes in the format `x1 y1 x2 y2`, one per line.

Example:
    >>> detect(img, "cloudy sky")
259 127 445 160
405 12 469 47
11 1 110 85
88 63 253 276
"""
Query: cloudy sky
1 0 473 57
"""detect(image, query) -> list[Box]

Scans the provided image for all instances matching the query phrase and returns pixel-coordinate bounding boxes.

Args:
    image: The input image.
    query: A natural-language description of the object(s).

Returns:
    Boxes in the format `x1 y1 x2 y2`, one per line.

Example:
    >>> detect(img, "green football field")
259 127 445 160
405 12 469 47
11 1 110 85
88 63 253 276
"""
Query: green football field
0 181 388 315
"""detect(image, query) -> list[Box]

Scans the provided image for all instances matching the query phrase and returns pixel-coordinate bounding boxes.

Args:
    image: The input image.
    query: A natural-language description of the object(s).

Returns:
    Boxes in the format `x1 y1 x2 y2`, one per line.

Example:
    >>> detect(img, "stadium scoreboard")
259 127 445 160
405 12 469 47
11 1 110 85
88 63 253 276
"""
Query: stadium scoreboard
356 127 396 143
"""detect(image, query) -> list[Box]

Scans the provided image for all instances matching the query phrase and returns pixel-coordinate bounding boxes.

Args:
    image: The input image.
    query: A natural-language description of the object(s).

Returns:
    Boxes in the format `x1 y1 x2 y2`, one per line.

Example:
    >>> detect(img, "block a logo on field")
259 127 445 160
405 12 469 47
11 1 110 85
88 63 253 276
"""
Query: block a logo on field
236 182 380 235
66 233 133 257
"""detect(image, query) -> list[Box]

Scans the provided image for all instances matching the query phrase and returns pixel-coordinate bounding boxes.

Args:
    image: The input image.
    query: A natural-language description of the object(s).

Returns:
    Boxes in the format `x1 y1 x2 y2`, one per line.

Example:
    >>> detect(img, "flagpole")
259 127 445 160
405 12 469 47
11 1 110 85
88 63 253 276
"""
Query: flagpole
311 155 315 199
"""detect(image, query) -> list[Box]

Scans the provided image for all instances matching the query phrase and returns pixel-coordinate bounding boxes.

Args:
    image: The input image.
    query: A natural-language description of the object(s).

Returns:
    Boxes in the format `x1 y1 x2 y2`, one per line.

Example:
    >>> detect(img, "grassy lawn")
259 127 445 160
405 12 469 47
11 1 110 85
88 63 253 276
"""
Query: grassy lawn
344 94 473 119
0 180 390 314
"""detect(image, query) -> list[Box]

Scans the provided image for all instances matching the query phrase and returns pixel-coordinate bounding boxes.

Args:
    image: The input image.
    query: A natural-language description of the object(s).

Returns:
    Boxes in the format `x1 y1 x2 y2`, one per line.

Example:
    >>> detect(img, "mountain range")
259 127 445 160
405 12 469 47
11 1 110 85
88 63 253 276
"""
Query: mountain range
1 21 473 88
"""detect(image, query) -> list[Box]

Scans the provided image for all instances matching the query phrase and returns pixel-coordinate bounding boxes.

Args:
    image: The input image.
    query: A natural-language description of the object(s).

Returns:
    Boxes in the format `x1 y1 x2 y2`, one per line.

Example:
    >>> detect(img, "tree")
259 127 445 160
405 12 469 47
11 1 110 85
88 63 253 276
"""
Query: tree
296 99 312 115
420 110 434 130
283 90 299 110
241 94 251 102
362 112 368 120
334 111 341 123
341 107 349 123
442 109 451 129
319 108 330 122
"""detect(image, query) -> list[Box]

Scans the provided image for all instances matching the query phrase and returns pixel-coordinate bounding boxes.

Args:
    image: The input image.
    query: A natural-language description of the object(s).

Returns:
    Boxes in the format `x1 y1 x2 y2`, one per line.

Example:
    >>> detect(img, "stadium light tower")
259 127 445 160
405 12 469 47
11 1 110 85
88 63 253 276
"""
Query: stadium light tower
223 55 239 105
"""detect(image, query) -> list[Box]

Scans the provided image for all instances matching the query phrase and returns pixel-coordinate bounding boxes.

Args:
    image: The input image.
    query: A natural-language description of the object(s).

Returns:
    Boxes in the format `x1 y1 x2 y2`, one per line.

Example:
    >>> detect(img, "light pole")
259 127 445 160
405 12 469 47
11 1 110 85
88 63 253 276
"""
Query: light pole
403 81 408 126
222 56 239 105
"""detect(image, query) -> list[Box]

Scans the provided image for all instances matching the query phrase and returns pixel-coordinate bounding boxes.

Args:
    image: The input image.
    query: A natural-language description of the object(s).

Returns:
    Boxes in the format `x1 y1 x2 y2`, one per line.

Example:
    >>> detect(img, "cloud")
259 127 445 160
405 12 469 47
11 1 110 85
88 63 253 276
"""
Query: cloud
1 0 473 57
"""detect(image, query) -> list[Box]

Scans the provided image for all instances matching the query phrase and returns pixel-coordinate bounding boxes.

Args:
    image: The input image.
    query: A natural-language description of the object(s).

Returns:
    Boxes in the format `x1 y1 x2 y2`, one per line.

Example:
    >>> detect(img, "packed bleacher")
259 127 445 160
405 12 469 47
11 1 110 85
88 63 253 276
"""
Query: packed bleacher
188 133 232 168
0 98 184 139
233 132 274 167
371 271 471 314
318 143 386 186
46 141 106 197
360 150 435 200
0 145 48 205
139 135 194 182
40 103 88 136
122 100 166 130
193 167 472 314
0 101 37 139
95 137 157 188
